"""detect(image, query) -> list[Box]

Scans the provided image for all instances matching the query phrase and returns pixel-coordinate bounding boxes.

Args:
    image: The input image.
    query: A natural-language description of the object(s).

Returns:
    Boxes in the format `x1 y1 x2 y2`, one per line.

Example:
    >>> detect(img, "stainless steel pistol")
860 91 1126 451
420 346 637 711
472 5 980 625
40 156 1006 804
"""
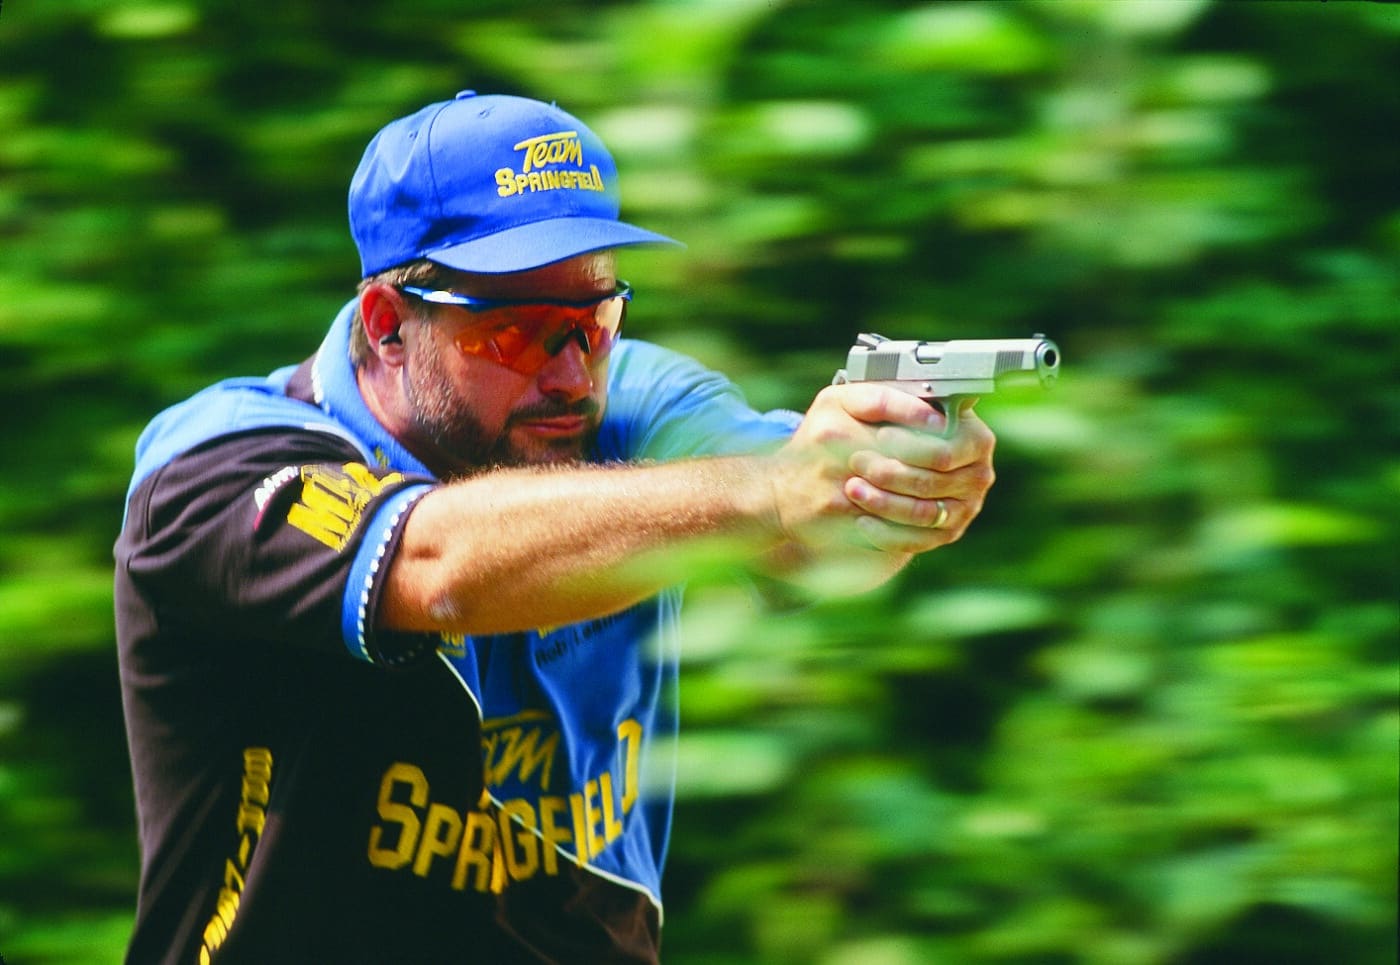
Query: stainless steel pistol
832 333 1061 437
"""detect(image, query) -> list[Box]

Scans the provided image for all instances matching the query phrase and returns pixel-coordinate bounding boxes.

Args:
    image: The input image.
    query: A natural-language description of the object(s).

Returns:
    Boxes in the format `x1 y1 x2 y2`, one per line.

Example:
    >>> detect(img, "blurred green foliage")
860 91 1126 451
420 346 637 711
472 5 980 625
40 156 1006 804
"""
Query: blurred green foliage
1 1 1396 962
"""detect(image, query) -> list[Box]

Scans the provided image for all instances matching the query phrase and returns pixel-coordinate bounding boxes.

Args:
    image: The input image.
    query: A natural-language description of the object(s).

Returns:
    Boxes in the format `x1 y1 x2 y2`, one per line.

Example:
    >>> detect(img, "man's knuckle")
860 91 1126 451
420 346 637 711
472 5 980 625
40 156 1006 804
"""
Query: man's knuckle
910 499 941 527
900 473 934 500
869 462 903 490
858 488 889 514
809 421 847 447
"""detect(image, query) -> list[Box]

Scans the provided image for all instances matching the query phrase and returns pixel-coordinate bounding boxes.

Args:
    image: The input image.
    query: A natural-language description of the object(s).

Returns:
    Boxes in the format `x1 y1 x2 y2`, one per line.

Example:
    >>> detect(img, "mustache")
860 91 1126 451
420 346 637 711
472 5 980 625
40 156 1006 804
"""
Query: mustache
508 398 602 423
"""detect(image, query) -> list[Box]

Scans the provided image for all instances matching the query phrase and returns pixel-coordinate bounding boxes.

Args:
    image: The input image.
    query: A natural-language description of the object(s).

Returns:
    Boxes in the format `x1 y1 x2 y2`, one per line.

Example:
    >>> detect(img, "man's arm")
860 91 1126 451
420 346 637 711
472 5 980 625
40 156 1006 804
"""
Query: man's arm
378 382 996 636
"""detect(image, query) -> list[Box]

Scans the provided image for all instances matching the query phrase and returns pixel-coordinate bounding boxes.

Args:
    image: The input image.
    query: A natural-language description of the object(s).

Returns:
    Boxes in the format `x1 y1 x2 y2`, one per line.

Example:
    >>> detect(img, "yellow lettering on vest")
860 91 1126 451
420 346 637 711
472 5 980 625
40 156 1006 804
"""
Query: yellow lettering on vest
200 747 272 962
201 911 228 956
485 724 559 791
582 778 606 858
286 493 351 549
203 887 238 945
222 857 245 892
367 762 427 870
286 464 405 552
538 795 572 874
240 774 269 808
497 798 539 881
490 826 508 893
236 803 265 837
438 631 467 658
568 791 590 861
452 810 498 892
304 471 353 514
598 771 624 844
342 462 388 491
617 718 642 814
244 747 273 783
413 803 464 878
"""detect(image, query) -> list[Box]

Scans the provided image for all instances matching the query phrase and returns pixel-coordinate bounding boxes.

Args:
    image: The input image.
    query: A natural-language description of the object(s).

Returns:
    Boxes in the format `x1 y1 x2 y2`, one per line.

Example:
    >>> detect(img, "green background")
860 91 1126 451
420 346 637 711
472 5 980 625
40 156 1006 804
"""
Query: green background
1 1 1396 962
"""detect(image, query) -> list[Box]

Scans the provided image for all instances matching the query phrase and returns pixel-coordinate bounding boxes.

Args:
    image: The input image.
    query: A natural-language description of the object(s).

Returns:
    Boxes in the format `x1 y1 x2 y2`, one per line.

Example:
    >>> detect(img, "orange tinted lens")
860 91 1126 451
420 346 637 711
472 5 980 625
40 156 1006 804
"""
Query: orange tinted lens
593 296 626 350
452 298 626 375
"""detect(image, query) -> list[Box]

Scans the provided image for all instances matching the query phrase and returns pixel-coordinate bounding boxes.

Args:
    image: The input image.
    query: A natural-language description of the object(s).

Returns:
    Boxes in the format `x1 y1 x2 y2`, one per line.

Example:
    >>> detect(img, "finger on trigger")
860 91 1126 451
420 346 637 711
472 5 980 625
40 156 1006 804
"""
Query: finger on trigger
837 383 944 431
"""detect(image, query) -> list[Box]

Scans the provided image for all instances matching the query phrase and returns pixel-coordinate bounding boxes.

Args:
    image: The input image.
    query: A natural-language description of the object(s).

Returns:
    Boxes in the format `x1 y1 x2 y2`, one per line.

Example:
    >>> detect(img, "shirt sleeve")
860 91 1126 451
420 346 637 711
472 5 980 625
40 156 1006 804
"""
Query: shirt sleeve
118 427 437 666
597 339 803 463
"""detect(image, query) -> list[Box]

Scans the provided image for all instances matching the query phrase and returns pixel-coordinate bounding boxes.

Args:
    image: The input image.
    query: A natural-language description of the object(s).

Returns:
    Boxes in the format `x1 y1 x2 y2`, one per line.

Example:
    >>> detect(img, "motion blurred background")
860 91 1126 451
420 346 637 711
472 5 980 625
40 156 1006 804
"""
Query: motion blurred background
1 1 1396 962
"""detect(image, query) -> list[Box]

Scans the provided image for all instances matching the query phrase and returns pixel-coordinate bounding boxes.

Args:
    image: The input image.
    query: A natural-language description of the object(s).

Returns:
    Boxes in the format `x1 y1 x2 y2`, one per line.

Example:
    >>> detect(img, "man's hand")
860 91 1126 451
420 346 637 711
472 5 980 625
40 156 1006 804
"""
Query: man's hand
768 382 997 559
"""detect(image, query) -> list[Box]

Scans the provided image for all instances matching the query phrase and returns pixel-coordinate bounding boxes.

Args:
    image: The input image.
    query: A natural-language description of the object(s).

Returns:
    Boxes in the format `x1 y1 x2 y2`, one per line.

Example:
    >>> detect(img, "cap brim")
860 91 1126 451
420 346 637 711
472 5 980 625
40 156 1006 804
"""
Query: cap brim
422 218 682 275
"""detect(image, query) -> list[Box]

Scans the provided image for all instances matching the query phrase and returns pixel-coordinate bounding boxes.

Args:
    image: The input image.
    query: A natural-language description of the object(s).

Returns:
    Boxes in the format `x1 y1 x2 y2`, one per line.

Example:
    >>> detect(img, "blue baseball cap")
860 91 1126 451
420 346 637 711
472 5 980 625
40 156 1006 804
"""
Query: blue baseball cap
349 91 681 277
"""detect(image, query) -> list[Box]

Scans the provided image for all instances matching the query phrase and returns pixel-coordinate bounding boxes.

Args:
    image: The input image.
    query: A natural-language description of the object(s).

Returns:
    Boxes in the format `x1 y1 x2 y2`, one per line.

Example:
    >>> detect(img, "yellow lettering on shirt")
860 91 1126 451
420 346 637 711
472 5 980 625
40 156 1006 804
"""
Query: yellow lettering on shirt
199 748 272 964
367 762 427 870
618 717 642 814
413 803 464 878
365 717 647 893
452 810 501 893
482 712 559 790
497 798 539 880
285 463 405 552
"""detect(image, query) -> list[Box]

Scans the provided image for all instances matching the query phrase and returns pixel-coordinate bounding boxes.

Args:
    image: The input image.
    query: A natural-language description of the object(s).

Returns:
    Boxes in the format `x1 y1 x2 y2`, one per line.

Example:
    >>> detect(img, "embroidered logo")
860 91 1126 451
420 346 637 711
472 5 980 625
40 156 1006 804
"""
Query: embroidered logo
495 130 604 198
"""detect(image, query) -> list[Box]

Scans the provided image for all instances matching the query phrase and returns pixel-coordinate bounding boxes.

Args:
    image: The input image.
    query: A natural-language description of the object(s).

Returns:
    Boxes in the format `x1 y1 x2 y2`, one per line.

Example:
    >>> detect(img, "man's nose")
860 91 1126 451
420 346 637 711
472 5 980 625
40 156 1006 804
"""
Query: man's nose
536 330 596 400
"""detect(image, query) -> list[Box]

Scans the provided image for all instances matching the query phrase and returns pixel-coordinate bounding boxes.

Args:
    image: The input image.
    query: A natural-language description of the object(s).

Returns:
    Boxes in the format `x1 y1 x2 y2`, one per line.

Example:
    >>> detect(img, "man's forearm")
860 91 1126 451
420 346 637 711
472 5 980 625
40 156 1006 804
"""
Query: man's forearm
377 381 997 636
379 455 781 635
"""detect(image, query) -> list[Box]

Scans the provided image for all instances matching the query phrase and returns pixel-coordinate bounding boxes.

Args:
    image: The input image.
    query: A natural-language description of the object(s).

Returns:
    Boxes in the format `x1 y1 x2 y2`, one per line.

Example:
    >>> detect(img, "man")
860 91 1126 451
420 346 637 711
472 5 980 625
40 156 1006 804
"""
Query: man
114 91 996 963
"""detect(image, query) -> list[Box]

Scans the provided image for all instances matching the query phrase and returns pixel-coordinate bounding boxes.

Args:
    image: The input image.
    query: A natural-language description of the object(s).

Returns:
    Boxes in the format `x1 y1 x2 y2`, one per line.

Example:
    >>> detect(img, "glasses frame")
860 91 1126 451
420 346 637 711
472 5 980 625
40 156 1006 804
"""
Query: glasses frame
399 282 633 313
397 281 633 375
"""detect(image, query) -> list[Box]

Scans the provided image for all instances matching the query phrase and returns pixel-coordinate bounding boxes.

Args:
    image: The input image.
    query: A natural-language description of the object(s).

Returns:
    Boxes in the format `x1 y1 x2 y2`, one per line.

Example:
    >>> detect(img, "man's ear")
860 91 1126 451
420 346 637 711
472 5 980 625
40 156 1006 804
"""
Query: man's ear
359 284 411 363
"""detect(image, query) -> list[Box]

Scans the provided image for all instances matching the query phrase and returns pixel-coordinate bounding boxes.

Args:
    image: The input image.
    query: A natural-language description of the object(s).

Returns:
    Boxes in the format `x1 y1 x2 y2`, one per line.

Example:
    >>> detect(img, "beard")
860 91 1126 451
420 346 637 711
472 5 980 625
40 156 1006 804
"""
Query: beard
404 343 599 477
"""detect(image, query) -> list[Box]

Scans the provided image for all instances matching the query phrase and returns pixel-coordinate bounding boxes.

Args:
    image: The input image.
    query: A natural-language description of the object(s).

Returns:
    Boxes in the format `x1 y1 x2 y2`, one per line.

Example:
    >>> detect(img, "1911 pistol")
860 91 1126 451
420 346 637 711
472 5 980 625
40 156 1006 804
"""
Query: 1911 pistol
832 333 1061 437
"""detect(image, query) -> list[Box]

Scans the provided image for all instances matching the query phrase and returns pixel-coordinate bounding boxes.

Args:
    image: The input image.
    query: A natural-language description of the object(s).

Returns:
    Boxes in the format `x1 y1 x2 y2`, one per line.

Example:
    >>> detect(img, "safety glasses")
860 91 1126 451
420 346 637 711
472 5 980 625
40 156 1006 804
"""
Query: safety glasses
400 282 631 376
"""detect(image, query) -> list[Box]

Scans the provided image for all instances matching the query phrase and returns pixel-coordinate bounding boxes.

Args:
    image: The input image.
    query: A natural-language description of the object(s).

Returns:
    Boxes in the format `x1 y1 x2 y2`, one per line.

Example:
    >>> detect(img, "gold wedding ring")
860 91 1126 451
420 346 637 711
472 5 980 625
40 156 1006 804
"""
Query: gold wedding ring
931 499 950 530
